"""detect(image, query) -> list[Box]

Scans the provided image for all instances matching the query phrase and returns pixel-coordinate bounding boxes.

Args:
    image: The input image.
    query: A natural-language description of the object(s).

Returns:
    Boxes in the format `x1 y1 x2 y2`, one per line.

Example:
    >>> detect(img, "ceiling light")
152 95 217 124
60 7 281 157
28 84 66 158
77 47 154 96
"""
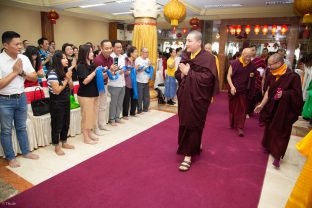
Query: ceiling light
204 4 242 8
112 11 133 15
80 3 106 8
116 0 134 3
265 0 293 5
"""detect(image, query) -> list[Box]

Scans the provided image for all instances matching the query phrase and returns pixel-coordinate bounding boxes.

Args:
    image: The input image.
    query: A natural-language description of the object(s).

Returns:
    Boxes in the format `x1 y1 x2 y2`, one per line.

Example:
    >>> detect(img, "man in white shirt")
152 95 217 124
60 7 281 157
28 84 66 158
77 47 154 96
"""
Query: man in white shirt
108 40 126 126
277 49 292 70
0 31 39 168
135 47 151 114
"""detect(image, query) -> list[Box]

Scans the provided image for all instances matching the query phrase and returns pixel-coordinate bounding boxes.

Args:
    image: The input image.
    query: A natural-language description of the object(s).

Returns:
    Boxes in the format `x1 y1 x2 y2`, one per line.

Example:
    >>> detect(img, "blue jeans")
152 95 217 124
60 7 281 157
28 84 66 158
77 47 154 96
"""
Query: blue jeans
0 93 29 160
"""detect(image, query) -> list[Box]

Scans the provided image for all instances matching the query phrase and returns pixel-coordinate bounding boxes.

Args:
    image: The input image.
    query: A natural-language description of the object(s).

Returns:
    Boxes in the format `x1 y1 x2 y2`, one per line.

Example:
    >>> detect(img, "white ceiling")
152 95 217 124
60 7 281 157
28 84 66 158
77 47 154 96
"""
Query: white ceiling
4 0 297 28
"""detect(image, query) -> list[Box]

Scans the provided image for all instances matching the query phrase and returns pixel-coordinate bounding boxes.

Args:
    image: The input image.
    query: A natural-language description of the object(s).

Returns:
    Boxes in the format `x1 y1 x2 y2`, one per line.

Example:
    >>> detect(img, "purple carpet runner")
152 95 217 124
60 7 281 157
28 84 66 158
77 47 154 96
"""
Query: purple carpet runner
4 93 268 208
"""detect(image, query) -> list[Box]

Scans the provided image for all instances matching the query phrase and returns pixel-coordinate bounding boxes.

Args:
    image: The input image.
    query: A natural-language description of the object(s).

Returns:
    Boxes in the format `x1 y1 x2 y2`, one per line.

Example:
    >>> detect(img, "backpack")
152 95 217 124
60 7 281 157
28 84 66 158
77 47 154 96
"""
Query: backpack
155 88 166 104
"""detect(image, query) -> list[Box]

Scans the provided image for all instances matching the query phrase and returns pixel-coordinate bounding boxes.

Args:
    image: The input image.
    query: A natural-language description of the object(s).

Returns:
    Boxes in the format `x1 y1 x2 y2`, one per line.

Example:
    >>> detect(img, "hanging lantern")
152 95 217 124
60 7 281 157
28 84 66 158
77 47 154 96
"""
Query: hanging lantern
189 17 200 30
236 25 242 34
262 25 268 35
303 26 310 38
281 24 288 35
182 28 188 34
294 0 312 23
47 10 59 24
229 26 236 35
245 25 251 34
271 25 277 35
176 32 182 38
254 25 260 35
226 27 229 34
164 0 186 27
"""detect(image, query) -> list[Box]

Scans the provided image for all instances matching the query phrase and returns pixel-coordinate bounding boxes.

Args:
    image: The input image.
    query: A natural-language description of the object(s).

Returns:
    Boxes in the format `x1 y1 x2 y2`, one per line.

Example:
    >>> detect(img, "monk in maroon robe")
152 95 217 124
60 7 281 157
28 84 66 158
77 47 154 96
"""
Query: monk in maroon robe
227 48 256 136
255 53 303 168
175 30 219 172
247 46 266 117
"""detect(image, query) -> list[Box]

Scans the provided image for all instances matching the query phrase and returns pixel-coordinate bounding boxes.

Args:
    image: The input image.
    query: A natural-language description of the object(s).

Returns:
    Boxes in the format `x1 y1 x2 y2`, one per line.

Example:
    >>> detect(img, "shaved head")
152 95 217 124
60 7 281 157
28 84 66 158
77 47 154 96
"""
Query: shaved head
241 48 253 64
188 30 202 41
185 30 202 53
204 43 212 54
242 48 253 56
268 53 284 64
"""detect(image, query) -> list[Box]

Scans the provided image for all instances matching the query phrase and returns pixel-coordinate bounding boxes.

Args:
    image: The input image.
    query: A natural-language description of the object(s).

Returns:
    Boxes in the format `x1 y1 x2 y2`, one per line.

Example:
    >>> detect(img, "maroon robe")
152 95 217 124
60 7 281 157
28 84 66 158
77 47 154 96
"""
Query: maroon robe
247 57 266 115
260 68 303 160
175 50 218 156
229 59 256 129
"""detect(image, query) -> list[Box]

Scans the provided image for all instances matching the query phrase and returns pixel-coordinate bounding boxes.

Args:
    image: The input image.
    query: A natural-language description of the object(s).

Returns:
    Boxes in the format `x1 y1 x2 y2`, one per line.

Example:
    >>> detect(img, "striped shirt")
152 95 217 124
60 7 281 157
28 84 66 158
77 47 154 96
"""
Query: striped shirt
47 71 64 94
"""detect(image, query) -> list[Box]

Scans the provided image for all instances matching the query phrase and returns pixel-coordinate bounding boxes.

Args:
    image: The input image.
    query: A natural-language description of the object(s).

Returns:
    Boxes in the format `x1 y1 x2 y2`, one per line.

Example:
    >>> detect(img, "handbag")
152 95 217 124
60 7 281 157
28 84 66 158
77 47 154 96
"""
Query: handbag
31 87 50 116
70 94 80 109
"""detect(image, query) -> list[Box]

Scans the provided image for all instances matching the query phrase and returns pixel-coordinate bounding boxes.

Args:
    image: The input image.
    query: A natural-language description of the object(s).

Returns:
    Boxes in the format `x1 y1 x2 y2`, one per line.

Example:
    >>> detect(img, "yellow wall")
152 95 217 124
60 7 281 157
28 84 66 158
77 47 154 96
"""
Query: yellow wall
0 5 41 46
0 5 109 49
54 15 109 48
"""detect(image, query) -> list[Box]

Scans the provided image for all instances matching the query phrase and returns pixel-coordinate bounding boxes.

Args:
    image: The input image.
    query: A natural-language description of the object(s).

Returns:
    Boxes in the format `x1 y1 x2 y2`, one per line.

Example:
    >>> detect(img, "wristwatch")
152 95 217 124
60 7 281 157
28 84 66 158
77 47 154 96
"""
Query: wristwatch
19 71 26 77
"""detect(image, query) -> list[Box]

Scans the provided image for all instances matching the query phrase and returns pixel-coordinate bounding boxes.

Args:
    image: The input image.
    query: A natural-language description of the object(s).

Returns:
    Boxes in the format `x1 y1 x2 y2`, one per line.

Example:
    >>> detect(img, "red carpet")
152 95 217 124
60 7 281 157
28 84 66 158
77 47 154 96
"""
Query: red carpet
4 93 268 208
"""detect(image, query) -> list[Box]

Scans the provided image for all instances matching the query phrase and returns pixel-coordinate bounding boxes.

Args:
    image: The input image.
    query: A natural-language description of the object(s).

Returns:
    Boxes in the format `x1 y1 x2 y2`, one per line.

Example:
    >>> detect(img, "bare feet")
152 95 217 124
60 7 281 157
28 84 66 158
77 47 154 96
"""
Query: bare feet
110 121 117 126
89 132 100 141
55 146 65 156
9 159 20 168
115 119 124 124
62 143 75 149
23 153 39 160
84 139 98 145
122 116 129 120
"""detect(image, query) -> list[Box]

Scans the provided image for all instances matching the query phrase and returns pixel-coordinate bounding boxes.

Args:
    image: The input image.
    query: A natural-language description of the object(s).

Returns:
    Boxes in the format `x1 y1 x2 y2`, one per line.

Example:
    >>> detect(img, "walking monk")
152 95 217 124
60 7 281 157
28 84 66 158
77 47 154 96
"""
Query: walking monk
254 53 303 168
175 30 219 171
227 48 256 137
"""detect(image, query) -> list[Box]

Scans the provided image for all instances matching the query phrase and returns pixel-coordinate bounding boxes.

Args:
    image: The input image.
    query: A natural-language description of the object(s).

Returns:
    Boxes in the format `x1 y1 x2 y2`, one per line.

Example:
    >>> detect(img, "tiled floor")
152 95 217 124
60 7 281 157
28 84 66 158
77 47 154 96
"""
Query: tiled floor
0 99 309 207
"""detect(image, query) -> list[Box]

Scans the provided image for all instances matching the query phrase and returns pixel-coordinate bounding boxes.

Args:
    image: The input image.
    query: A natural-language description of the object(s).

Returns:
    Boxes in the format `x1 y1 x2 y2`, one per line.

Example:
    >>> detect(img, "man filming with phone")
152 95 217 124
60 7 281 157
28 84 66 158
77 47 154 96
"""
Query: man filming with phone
108 40 126 126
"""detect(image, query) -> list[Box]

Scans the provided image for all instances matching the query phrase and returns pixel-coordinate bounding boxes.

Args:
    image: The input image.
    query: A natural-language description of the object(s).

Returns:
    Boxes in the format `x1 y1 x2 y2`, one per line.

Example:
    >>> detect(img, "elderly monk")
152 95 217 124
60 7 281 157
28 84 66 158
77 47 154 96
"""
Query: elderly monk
255 53 303 168
175 31 219 172
227 48 256 137
204 43 220 75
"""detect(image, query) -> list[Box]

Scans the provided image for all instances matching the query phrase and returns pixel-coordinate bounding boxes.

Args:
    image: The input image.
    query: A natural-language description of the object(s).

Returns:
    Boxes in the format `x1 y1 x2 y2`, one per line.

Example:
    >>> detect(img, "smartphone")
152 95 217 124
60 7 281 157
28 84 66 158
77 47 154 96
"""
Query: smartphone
114 57 118 65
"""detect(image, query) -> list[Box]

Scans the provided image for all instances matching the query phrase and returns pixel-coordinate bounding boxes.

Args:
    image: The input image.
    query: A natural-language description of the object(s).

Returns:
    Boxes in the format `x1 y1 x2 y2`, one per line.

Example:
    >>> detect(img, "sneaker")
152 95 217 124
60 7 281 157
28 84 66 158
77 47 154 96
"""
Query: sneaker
100 126 111 131
94 128 105 136
115 119 125 124
167 100 174 105
110 121 117 126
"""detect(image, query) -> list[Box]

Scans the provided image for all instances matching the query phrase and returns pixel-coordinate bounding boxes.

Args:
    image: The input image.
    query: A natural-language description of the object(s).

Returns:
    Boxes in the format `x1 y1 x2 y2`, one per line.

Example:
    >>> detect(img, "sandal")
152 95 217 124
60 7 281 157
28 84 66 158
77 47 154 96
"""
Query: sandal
179 160 191 172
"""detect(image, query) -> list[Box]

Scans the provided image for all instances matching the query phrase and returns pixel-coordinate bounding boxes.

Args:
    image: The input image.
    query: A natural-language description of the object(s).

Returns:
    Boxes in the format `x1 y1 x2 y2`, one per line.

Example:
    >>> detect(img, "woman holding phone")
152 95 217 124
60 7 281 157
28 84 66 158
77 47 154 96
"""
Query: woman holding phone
77 44 99 144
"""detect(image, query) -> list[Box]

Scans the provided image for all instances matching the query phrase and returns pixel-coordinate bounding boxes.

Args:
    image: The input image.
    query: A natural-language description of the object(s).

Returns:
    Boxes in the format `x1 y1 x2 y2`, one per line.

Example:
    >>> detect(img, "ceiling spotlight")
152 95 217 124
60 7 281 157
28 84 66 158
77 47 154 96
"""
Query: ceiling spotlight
80 3 106 8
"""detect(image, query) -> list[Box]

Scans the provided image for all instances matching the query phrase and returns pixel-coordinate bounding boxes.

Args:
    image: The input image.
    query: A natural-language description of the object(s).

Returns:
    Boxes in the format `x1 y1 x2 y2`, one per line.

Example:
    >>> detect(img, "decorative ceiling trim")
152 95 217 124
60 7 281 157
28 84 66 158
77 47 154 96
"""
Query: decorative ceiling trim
199 5 295 16
11 0 85 6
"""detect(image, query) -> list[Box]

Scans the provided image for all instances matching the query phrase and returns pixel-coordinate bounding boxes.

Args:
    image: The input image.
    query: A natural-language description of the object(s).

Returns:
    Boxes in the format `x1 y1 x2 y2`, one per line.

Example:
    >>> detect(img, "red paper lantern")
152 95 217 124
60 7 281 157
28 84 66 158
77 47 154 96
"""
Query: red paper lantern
189 17 200 30
236 25 242 34
229 26 236 35
176 32 182 38
47 10 59 24
262 25 268 35
281 24 288 35
245 25 251 34
271 25 277 35
254 25 260 35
